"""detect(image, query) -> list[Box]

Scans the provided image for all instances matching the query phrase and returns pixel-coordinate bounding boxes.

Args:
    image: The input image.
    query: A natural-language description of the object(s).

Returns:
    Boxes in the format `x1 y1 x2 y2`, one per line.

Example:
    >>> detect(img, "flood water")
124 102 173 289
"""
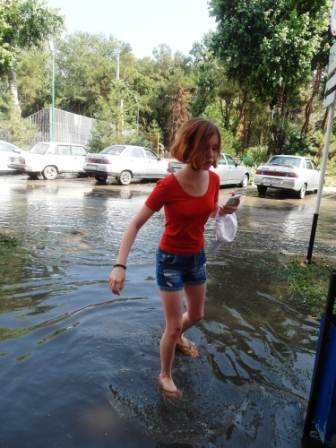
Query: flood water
1 174 335 448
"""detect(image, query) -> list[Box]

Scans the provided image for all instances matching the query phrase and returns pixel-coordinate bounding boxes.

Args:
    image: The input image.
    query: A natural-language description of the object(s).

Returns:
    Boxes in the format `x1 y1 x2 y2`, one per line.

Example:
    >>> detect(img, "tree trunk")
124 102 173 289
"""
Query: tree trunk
278 84 287 153
267 104 278 160
247 120 252 147
321 108 329 131
301 68 322 135
9 67 21 112
224 100 231 131
242 110 247 148
219 98 225 129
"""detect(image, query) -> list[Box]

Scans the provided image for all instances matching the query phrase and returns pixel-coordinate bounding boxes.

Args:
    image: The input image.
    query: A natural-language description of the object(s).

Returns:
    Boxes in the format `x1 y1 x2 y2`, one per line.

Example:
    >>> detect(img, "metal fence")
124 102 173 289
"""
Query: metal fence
25 108 96 147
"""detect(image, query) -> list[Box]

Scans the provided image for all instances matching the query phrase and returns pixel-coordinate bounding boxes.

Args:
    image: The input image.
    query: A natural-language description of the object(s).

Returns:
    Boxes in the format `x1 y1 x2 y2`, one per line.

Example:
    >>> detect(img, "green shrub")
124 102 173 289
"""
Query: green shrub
244 146 268 167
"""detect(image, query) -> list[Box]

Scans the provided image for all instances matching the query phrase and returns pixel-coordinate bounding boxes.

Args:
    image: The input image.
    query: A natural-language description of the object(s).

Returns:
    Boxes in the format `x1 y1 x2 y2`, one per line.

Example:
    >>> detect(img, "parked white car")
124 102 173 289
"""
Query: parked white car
254 155 320 199
167 153 251 187
8 142 88 180
0 140 25 172
84 145 169 185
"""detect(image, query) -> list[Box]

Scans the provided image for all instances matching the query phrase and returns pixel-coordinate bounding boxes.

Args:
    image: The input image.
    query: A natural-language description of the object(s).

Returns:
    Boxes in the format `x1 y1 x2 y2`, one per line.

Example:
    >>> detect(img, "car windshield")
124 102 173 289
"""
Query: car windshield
0 141 17 152
144 148 158 160
101 145 126 155
30 143 50 155
268 156 301 168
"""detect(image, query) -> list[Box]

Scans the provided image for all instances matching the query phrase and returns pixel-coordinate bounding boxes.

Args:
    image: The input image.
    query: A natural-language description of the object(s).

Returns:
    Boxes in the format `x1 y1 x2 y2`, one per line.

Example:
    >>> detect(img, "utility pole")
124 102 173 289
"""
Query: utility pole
134 96 139 136
49 40 55 141
307 41 336 263
116 53 124 131
116 53 119 81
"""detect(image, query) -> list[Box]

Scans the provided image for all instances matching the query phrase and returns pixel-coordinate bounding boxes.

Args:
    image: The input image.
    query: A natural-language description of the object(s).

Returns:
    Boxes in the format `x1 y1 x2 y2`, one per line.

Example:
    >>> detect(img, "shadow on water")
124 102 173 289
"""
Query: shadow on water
0 176 335 447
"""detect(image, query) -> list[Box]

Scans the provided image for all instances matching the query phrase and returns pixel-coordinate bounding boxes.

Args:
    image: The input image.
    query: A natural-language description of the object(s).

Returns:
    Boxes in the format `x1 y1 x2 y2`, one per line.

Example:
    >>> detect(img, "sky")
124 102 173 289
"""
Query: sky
47 0 217 59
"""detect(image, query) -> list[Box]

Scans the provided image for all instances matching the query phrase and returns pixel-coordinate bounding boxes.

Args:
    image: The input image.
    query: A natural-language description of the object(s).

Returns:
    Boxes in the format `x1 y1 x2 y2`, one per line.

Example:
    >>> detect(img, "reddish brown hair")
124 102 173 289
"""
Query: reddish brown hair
170 118 221 170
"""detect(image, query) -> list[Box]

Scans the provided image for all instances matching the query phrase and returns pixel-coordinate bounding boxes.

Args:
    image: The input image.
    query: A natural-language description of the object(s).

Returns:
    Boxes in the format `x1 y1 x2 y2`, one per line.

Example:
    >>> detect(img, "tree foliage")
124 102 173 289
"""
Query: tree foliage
0 0 334 162
0 0 64 106
209 0 332 154
210 0 331 103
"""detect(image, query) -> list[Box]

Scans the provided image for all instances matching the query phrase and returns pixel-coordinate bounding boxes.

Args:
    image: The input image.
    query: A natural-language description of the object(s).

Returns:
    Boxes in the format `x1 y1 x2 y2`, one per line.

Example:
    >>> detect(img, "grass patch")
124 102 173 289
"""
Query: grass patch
0 231 18 247
256 255 335 317
324 158 336 187
276 257 334 311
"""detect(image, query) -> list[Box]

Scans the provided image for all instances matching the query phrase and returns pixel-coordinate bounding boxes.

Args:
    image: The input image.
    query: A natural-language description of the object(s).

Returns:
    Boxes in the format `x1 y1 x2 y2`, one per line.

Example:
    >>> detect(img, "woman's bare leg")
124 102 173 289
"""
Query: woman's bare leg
158 289 183 393
177 283 206 347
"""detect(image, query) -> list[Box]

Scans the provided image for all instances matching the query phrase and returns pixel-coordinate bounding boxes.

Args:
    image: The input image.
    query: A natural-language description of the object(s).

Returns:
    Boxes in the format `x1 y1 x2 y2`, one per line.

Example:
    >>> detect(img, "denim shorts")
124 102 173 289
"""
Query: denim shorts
156 247 207 291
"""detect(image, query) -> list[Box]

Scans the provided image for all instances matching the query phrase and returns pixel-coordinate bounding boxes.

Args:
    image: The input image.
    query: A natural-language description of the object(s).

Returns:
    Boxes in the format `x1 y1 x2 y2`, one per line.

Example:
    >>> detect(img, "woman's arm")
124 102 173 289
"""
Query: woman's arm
108 205 155 295
210 195 240 218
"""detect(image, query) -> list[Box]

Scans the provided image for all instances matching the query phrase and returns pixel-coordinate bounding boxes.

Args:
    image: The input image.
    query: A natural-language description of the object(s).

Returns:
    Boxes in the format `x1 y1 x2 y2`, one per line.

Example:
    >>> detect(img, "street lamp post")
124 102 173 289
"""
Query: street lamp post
49 40 55 141
134 96 139 136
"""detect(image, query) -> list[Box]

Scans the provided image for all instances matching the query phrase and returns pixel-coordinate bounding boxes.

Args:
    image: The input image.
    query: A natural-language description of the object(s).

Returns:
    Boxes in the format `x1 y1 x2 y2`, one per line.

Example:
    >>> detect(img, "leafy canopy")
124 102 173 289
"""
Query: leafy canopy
0 0 64 76
209 0 331 104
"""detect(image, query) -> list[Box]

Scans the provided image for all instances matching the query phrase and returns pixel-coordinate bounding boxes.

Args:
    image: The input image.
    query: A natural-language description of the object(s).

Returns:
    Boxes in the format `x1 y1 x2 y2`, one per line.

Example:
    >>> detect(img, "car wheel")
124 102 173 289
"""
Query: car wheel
119 171 132 185
297 184 306 199
43 166 58 180
28 174 39 180
257 185 267 195
240 174 249 188
94 175 107 183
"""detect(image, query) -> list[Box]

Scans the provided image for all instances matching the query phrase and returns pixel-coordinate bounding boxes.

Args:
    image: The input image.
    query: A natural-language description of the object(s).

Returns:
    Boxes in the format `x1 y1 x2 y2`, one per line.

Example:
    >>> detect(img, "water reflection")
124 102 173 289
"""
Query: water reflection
0 177 334 447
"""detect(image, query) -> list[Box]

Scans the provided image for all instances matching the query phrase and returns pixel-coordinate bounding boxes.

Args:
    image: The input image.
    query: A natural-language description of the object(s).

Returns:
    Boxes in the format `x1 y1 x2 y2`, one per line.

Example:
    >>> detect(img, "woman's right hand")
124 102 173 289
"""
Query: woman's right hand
108 205 155 296
108 267 126 295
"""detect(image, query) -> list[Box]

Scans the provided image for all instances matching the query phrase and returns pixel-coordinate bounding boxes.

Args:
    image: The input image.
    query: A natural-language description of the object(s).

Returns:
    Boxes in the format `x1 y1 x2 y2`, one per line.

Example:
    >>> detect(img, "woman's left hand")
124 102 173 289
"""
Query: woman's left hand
218 197 240 215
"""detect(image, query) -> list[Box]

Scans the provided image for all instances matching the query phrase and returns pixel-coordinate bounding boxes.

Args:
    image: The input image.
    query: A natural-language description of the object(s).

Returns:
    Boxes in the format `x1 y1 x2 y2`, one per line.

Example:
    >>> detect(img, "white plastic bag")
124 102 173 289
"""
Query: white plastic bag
211 210 238 252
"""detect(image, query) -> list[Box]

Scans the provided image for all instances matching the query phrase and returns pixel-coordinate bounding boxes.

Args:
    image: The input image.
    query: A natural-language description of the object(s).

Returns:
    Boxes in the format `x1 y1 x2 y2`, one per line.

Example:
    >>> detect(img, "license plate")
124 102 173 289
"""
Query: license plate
86 164 98 170
263 177 281 186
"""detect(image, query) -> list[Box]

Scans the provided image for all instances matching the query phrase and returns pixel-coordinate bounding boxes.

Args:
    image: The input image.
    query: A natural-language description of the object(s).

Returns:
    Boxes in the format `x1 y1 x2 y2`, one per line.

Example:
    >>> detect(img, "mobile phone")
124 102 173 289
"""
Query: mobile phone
225 194 241 206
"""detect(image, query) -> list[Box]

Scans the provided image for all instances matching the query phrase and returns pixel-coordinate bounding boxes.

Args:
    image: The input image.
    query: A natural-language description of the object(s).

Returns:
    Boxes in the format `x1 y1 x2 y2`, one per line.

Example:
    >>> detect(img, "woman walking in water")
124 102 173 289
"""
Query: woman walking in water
108 118 240 397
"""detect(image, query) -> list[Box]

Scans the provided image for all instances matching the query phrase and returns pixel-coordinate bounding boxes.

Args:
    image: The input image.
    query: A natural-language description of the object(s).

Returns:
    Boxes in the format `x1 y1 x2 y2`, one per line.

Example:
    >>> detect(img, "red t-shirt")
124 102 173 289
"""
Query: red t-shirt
145 170 219 255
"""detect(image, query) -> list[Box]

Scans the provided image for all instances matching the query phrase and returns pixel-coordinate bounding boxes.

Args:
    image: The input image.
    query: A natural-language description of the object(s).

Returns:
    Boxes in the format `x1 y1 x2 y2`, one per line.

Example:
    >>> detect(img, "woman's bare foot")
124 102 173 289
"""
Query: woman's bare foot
157 374 182 399
176 334 198 358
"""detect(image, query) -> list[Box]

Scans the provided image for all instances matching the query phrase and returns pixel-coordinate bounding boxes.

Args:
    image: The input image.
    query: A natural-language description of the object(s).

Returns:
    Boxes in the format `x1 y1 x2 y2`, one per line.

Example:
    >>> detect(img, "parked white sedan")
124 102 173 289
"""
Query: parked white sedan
167 153 251 187
213 153 251 187
8 142 88 180
254 155 320 198
84 145 169 185
0 140 24 172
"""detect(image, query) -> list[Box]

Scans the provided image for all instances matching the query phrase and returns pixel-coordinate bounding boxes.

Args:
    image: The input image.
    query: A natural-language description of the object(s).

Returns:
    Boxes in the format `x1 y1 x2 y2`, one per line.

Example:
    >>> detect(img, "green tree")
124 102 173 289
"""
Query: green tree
0 101 37 148
210 0 332 155
16 45 51 116
190 33 218 117
136 45 194 146
0 0 64 111
167 82 191 145
0 7 11 77
56 32 133 116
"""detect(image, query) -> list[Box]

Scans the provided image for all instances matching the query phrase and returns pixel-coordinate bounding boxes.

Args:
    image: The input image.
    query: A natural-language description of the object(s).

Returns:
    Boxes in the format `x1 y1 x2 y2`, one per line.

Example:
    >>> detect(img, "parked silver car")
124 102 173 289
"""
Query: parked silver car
84 145 169 185
167 153 251 187
254 155 320 199
0 140 24 172
8 142 88 180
